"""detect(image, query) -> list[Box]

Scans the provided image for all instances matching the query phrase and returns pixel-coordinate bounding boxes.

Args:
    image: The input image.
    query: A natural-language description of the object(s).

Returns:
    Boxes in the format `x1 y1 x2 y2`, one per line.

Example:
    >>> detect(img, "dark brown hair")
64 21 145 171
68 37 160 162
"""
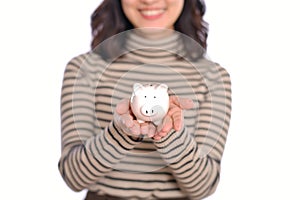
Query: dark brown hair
91 0 208 60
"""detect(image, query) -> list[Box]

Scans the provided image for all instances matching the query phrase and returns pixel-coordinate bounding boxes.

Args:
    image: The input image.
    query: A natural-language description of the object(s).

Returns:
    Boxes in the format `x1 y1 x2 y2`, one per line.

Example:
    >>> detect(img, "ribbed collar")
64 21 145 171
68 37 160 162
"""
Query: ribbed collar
123 29 186 63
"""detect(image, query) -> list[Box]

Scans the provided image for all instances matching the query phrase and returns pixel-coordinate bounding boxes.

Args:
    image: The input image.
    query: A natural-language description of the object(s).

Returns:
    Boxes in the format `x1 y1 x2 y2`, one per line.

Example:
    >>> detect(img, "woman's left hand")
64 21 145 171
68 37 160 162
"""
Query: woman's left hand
153 96 194 140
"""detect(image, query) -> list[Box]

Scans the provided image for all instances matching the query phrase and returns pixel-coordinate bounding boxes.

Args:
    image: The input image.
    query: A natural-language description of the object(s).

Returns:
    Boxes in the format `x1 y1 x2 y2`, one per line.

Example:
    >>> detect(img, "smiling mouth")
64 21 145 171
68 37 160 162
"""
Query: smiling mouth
139 9 165 17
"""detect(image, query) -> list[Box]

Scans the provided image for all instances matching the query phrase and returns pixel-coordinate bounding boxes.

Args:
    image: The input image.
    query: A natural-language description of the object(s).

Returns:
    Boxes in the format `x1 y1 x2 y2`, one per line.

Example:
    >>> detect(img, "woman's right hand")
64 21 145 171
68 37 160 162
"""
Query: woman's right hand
114 99 156 138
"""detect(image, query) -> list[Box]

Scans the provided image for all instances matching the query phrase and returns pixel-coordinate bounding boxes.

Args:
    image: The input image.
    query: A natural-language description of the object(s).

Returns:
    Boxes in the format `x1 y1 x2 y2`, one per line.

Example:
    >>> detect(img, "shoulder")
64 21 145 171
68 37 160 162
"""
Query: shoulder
214 63 231 80
195 58 231 79
66 53 87 68
65 51 98 67
65 51 107 71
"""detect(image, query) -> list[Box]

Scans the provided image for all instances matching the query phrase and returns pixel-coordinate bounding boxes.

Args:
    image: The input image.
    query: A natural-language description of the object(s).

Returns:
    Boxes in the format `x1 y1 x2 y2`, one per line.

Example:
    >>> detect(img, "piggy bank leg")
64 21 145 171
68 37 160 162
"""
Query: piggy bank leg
137 119 145 124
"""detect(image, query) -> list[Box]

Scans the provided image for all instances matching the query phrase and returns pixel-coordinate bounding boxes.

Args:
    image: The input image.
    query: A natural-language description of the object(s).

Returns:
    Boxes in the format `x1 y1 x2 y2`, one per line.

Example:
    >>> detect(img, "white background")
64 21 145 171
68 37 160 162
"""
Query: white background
0 0 299 199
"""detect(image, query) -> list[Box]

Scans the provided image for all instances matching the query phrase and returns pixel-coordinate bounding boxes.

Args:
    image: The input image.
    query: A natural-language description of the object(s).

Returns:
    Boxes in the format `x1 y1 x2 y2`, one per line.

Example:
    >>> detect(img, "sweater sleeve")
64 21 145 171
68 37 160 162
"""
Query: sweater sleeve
154 65 232 200
58 55 141 192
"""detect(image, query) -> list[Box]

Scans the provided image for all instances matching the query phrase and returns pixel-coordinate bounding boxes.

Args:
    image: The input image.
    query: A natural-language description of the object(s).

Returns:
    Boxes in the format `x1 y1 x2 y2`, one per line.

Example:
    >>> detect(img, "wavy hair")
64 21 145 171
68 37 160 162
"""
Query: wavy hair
91 0 208 60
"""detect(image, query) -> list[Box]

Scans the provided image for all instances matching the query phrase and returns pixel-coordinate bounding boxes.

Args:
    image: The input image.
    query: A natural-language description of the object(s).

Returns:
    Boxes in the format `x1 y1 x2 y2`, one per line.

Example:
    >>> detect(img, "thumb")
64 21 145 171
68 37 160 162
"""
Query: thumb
116 98 130 115
179 97 194 110
170 96 194 110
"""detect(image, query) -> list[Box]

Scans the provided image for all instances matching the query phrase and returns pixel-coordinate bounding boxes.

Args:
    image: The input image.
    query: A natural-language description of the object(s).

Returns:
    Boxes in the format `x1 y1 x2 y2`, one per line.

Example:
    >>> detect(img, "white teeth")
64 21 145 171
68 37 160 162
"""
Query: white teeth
140 9 164 16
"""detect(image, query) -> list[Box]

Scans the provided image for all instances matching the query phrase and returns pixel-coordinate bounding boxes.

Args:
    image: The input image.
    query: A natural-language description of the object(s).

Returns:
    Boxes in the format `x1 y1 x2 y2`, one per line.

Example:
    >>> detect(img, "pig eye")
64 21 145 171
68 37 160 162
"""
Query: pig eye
144 96 147 98
154 96 156 98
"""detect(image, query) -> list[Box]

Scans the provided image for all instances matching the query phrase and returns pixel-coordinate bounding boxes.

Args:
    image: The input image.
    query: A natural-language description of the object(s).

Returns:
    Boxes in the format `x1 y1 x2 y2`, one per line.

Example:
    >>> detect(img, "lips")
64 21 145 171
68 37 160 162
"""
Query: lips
139 8 165 19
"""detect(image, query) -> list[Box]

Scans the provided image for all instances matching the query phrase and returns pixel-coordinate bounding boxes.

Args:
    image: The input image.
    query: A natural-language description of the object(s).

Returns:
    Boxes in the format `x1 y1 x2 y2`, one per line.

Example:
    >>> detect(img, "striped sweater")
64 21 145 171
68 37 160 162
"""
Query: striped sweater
58 31 232 200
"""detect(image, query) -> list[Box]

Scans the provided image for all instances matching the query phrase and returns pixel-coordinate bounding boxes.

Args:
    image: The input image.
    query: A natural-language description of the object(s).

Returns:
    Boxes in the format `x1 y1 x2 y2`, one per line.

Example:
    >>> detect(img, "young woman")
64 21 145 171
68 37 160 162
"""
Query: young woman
58 0 232 199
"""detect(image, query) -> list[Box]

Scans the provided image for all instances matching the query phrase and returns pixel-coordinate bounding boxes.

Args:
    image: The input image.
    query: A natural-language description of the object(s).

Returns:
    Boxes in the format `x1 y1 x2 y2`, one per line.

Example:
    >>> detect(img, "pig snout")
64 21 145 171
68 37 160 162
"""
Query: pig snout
141 104 164 117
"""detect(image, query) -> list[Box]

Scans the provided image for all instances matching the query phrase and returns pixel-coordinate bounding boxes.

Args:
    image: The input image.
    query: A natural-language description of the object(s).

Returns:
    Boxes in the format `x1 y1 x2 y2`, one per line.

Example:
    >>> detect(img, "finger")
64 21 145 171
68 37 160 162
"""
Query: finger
153 135 162 141
167 104 181 116
140 123 149 135
157 115 172 133
116 99 130 115
179 98 194 109
129 121 140 136
148 123 156 138
158 131 168 138
169 96 194 110
152 132 162 140
167 107 183 130
155 116 172 139
172 111 183 131
121 113 134 128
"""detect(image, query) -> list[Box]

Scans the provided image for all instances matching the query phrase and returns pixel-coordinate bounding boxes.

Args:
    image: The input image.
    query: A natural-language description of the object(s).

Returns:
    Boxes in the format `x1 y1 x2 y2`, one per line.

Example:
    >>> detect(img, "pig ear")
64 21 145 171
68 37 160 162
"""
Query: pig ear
158 83 168 91
133 83 144 95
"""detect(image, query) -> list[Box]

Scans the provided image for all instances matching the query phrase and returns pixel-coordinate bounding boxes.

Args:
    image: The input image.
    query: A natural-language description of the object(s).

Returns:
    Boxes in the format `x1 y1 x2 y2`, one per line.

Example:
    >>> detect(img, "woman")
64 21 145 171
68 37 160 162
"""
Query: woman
58 0 232 199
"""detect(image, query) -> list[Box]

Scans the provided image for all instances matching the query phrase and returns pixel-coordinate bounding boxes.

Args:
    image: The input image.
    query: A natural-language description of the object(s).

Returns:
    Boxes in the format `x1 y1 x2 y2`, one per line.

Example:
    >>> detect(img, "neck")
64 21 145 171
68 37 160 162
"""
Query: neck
133 27 175 40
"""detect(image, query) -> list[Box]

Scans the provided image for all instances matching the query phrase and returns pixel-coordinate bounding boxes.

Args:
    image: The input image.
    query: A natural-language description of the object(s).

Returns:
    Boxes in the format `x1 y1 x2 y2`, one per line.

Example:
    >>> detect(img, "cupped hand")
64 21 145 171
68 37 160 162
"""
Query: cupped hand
153 96 194 140
114 99 156 138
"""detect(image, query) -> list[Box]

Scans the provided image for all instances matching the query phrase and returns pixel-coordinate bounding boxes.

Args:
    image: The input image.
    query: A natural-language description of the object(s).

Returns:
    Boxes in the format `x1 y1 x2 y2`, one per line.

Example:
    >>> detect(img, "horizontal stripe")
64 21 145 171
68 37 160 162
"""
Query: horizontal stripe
58 31 231 199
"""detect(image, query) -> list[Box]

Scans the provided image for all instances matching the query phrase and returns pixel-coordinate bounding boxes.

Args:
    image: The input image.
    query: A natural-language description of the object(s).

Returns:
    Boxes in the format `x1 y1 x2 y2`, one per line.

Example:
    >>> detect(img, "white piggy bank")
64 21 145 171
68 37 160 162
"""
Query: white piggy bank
130 83 169 126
